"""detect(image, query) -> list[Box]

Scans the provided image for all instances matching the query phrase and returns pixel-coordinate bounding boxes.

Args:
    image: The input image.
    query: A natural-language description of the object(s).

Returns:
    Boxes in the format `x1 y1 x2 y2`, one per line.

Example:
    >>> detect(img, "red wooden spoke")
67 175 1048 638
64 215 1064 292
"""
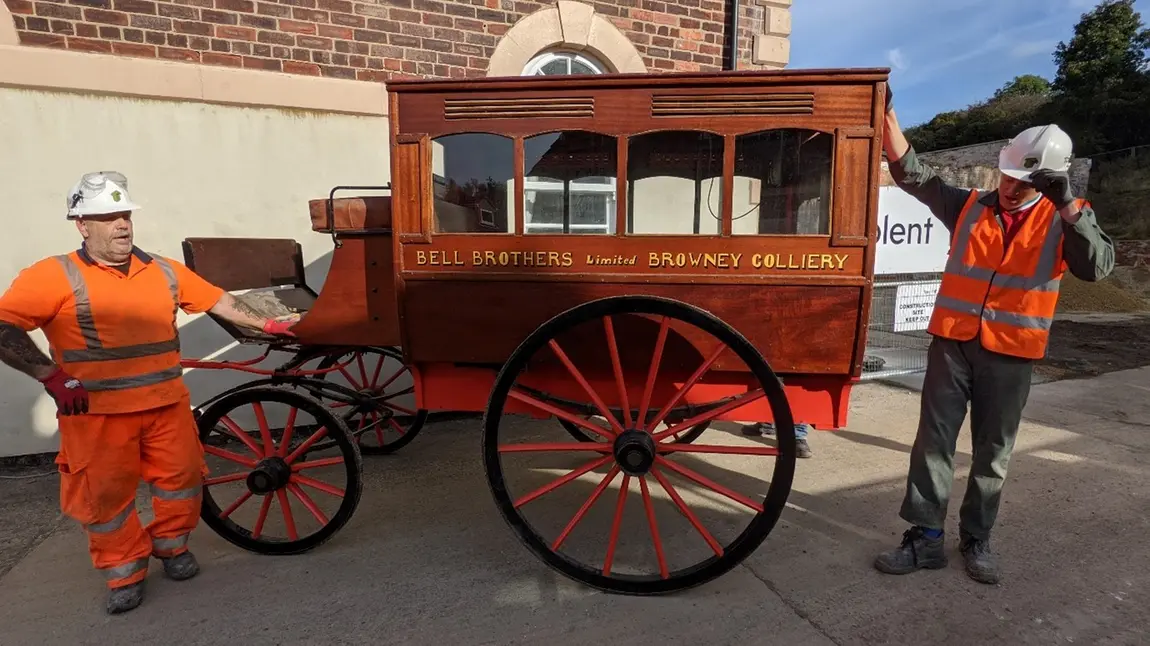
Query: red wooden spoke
655 443 779 456
369 353 386 389
378 396 417 416
277 407 299 458
204 445 256 469
219 490 252 520
639 476 669 579
204 472 249 486
337 365 361 389
651 388 766 442
499 442 612 454
646 343 727 432
388 418 406 436
283 426 330 464
356 353 369 388
276 489 299 541
602 474 631 575
252 494 273 539
251 402 274 458
290 457 346 471
218 415 263 456
287 482 329 526
547 339 624 435
603 316 632 428
650 467 724 557
513 455 614 508
653 456 764 513
552 465 620 551
637 316 671 427
508 388 615 441
291 473 345 498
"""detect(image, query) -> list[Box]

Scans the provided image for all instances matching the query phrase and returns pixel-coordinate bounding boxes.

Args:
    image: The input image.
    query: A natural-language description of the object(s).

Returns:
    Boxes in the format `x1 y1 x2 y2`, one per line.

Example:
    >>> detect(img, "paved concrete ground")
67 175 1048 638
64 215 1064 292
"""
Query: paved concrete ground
1 370 1147 646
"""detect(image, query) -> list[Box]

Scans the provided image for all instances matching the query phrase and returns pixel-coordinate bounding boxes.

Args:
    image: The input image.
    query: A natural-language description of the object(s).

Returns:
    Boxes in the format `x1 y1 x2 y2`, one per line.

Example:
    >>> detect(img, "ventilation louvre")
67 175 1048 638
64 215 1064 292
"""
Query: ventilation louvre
651 92 815 117
443 97 595 120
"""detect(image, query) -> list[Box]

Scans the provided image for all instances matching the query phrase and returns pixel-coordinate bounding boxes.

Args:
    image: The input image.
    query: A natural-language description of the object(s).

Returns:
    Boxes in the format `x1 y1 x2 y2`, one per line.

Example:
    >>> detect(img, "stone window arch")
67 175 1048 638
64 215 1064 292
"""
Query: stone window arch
487 1 647 77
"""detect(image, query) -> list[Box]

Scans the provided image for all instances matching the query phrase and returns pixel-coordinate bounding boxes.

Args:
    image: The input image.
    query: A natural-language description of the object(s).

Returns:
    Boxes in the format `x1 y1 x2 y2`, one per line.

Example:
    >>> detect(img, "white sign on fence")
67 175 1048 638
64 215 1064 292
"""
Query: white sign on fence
874 186 954 275
893 281 942 332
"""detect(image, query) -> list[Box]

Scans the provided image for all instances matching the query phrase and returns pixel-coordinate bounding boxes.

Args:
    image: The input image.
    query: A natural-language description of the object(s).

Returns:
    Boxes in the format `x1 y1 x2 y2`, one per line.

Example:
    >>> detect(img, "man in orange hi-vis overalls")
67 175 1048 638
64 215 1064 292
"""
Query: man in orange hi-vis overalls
0 171 298 615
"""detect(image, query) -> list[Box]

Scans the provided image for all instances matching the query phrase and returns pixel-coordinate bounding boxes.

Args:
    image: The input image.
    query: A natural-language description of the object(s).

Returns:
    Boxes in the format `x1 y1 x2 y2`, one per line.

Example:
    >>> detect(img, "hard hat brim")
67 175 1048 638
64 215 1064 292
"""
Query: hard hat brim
999 168 1032 182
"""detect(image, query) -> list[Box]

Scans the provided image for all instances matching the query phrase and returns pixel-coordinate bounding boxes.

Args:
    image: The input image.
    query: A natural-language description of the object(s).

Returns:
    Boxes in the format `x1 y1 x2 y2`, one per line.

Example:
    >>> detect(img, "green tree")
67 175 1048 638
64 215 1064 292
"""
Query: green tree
1050 0 1150 153
993 74 1051 100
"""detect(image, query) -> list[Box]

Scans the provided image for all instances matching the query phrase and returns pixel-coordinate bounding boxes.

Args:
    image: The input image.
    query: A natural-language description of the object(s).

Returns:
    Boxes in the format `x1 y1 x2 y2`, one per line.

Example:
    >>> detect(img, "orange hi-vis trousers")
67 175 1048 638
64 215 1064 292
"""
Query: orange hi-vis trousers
55 394 206 589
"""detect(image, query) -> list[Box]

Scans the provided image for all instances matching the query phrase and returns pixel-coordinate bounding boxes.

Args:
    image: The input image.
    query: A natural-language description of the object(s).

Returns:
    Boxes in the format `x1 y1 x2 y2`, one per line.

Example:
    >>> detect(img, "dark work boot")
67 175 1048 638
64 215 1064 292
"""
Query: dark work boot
873 526 947 575
106 581 145 615
796 438 812 458
959 535 1000 584
160 551 199 581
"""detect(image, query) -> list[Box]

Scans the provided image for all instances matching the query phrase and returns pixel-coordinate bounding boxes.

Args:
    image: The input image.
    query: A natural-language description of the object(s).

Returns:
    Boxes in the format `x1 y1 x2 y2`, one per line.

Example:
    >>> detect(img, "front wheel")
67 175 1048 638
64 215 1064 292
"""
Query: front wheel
483 295 796 595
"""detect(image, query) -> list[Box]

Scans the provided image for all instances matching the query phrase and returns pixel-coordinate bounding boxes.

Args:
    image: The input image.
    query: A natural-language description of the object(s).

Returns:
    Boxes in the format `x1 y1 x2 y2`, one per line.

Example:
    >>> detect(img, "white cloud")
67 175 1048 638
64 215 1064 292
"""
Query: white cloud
887 48 909 72
1011 40 1058 58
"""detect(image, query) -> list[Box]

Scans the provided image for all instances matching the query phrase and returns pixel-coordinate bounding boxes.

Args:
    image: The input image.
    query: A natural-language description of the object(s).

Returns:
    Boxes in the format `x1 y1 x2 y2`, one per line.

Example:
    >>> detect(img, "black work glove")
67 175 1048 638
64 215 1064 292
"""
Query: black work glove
885 86 894 113
1029 169 1074 210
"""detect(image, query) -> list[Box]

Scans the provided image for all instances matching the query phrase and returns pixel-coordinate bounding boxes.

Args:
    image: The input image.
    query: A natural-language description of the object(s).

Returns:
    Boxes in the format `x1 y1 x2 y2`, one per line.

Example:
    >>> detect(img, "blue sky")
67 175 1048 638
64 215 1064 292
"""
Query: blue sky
788 0 1148 127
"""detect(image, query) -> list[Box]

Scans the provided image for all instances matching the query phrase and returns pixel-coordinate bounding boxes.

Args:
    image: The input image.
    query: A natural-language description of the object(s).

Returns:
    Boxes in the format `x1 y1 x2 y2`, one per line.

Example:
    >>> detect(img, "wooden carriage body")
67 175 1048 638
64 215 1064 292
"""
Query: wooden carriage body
291 67 890 431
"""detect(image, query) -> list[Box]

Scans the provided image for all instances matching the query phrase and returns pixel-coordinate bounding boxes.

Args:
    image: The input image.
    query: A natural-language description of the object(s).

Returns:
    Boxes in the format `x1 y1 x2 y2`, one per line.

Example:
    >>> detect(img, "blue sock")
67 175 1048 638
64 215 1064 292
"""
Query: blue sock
921 527 943 539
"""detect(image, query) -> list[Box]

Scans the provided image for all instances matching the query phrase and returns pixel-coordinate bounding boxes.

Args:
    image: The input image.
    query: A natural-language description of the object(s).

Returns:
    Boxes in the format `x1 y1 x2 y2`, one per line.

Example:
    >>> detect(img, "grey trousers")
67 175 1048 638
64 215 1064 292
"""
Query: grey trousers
899 336 1034 542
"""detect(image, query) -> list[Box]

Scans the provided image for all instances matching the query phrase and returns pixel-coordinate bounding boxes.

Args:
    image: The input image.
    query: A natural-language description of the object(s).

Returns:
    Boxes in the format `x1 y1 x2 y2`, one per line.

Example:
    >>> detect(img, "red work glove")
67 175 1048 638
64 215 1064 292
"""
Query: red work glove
262 318 298 337
39 367 89 415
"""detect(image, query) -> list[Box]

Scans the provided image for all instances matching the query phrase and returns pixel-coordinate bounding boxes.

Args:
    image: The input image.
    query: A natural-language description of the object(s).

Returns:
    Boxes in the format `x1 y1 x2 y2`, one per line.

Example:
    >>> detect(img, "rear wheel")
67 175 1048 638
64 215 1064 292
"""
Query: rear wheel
483 295 796 595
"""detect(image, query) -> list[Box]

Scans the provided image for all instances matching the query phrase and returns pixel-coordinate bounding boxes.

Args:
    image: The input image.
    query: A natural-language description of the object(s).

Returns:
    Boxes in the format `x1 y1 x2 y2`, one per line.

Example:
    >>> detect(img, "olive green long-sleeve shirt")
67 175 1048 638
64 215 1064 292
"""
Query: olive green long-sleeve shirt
888 146 1116 282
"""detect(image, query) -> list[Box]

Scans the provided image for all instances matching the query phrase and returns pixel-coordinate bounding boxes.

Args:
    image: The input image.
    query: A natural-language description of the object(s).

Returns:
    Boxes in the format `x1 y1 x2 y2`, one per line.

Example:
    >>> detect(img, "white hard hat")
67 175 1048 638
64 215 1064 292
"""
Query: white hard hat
998 124 1073 182
65 171 142 219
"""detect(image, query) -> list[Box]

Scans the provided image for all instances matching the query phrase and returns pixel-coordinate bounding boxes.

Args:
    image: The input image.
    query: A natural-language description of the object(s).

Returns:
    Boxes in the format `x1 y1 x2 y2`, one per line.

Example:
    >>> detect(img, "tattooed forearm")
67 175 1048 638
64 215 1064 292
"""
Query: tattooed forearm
0 322 57 380
208 293 268 331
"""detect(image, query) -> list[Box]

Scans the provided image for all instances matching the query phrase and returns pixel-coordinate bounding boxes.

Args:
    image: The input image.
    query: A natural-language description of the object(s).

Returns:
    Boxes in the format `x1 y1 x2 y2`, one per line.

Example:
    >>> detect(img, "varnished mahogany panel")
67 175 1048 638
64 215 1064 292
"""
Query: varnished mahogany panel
401 280 862 375
182 237 305 292
288 237 400 347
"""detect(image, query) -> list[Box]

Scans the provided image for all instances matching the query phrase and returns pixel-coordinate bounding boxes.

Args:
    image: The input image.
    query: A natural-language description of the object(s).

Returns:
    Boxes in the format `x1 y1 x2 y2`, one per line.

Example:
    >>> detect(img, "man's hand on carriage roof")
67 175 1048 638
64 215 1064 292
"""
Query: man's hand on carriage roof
208 293 299 337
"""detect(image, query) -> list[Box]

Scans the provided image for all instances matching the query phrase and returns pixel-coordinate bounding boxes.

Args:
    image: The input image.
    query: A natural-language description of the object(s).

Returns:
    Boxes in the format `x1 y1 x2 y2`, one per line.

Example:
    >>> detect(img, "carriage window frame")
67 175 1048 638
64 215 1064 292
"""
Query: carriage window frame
428 131 517 236
422 126 840 239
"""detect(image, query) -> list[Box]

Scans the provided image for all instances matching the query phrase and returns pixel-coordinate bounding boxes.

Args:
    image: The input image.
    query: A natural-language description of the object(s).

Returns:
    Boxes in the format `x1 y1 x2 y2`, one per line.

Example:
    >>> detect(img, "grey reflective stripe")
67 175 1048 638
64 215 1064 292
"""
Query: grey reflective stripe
102 558 148 582
152 534 189 551
149 483 201 501
85 503 135 534
933 295 1054 331
61 338 181 363
53 253 182 364
83 365 184 392
54 256 102 349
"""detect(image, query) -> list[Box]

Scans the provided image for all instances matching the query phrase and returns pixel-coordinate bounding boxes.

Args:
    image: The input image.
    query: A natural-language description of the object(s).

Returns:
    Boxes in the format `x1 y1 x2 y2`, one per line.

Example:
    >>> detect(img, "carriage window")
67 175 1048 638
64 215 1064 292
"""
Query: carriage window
523 132 617 235
431 133 514 233
732 129 833 236
627 131 724 235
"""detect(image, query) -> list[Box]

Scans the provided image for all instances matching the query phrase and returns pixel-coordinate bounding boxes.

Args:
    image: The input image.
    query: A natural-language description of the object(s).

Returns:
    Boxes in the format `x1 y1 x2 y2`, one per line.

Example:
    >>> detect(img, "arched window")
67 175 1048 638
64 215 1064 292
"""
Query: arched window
522 50 608 76
522 50 614 234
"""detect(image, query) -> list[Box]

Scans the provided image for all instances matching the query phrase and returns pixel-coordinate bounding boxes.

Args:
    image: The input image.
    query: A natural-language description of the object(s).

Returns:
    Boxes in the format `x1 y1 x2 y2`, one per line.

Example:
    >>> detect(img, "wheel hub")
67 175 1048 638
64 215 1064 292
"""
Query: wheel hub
246 456 292 495
613 429 657 476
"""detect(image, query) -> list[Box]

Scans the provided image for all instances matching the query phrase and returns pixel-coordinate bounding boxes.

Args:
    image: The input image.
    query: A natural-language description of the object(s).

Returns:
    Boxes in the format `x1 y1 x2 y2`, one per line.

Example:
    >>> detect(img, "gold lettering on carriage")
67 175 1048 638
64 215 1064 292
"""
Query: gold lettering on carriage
749 252 849 271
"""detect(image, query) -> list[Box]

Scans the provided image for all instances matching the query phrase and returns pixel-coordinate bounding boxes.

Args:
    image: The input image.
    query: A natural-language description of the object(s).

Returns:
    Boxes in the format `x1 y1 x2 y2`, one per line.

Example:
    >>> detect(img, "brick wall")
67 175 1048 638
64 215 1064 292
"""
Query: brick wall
2 0 778 82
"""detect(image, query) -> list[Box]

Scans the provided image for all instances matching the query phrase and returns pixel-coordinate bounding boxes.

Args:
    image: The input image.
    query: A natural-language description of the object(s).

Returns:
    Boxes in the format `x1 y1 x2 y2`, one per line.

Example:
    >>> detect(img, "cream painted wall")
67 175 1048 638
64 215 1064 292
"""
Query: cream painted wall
0 87 394 457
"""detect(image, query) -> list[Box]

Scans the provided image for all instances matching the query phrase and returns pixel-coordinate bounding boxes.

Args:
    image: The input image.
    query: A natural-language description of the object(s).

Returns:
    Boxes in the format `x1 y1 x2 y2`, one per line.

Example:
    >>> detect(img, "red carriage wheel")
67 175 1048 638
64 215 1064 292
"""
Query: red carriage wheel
196 386 363 555
314 346 429 455
483 295 797 595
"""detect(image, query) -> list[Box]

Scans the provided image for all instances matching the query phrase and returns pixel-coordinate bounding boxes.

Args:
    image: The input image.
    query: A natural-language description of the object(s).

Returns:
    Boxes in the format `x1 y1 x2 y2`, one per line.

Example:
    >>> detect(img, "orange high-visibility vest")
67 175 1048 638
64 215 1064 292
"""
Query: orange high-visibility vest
928 190 1080 360
45 247 188 413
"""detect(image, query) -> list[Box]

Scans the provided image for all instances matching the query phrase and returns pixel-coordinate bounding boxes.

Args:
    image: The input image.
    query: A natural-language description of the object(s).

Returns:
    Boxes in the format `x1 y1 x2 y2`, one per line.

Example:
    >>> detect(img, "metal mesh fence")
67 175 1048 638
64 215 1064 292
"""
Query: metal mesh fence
860 273 943 380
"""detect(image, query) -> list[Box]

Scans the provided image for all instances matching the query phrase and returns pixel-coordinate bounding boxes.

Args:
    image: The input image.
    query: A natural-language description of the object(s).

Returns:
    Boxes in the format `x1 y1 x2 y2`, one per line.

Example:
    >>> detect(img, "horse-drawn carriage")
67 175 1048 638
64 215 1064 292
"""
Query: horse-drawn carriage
180 66 890 594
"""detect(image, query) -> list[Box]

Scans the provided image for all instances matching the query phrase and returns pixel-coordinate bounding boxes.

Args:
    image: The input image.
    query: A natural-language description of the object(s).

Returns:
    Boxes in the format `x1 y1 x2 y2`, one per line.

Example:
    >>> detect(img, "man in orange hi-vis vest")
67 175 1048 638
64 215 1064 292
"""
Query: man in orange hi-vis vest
871 90 1115 586
0 171 299 615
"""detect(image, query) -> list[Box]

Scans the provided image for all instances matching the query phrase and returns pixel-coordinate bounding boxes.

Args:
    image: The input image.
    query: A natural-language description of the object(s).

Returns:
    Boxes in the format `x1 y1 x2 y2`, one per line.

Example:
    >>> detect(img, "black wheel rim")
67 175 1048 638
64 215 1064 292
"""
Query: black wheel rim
483 295 796 595
197 385 363 555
